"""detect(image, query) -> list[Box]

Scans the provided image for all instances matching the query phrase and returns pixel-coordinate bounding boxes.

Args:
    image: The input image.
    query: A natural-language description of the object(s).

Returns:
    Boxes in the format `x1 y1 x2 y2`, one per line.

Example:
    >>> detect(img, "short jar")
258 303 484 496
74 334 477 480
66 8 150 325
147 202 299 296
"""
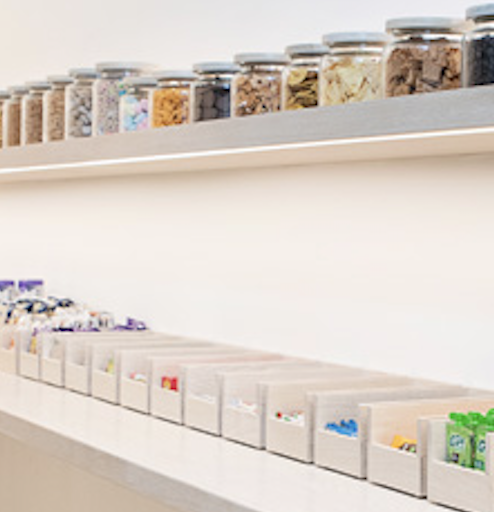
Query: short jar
94 62 153 135
385 17 464 97
3 86 28 147
320 33 388 105
191 62 240 122
464 4 494 86
152 71 196 127
43 76 73 142
232 53 288 117
0 91 10 148
119 77 156 132
66 68 98 139
22 81 50 145
282 44 328 110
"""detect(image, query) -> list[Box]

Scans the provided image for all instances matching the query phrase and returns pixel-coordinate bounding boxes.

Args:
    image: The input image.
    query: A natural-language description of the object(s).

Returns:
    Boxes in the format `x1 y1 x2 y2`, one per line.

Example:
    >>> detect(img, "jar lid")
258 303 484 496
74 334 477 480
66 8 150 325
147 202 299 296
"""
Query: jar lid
285 43 329 57
466 3 494 20
234 53 289 65
26 81 51 91
323 32 390 46
47 75 74 85
385 17 465 33
123 76 157 87
96 62 156 73
0 91 10 100
193 61 240 74
154 70 197 81
8 86 29 95
69 68 99 79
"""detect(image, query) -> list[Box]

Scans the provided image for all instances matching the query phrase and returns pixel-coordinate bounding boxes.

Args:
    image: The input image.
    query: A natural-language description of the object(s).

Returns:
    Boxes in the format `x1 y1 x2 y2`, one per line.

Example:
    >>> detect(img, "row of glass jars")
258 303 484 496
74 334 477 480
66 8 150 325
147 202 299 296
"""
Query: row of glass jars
2 4 494 146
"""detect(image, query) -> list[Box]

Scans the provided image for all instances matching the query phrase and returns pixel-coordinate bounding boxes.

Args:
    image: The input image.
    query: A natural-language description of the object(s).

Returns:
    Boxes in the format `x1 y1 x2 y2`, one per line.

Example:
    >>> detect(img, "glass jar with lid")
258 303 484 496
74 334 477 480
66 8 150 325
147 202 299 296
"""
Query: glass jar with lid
320 33 388 105
191 62 240 122
3 86 28 147
232 53 288 117
119 77 156 132
464 4 494 86
385 17 464 97
43 75 73 142
66 68 98 139
0 91 10 148
94 62 154 135
22 81 50 145
282 44 328 110
152 71 196 127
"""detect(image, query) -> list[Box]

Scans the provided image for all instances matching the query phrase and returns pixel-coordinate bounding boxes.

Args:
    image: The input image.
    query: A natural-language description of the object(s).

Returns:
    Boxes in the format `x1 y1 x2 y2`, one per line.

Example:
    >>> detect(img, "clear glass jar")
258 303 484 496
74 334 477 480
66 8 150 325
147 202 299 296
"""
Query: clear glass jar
191 62 240 122
3 86 27 147
94 62 153 135
119 77 156 132
282 44 327 110
232 53 288 117
152 71 196 127
320 33 388 105
66 68 98 139
43 76 73 142
385 17 464 97
22 82 50 145
464 4 494 86
0 91 10 148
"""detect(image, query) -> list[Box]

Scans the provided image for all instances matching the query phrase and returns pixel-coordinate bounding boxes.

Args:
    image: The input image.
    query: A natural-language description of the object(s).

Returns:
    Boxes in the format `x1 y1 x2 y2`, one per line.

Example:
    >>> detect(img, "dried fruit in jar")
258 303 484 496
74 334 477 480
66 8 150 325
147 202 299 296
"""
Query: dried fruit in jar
284 68 319 110
152 88 190 127
321 57 382 105
233 73 282 116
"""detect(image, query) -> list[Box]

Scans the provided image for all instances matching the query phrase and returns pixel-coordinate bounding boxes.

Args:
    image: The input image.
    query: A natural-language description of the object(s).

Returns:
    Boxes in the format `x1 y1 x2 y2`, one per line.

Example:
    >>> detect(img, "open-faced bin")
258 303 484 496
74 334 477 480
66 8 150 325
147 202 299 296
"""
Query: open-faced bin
221 363 355 449
313 383 468 478
367 395 494 497
264 372 419 463
183 353 292 435
0 325 20 374
119 344 236 413
91 337 211 404
17 326 38 380
428 417 494 512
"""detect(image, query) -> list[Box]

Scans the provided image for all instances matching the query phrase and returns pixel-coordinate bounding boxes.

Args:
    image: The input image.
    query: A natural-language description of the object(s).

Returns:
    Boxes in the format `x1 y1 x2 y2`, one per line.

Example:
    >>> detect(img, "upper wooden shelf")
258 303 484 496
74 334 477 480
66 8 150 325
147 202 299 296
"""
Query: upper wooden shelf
1 85 494 183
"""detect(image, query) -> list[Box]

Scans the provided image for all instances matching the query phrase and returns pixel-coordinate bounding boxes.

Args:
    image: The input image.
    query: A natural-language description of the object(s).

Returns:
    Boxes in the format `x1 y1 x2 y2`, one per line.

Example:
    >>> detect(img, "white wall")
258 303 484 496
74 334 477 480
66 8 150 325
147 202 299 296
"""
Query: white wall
1 153 493 389
0 0 476 85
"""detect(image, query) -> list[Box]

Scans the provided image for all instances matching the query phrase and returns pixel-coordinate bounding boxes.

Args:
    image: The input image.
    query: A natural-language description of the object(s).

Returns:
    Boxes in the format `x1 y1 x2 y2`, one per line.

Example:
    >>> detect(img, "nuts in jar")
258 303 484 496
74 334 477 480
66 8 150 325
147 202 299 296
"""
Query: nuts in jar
22 81 50 145
44 76 73 142
232 53 288 117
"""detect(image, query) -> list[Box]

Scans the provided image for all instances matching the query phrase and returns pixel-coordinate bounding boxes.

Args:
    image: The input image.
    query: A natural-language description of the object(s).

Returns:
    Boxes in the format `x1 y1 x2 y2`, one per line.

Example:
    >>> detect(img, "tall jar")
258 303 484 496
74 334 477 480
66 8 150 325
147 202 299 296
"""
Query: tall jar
191 62 239 122
94 62 153 135
232 53 288 117
3 86 28 147
282 44 328 110
464 4 494 86
385 17 464 97
0 91 10 148
22 82 50 145
43 76 73 142
119 77 156 132
66 68 98 139
152 71 196 127
320 33 388 105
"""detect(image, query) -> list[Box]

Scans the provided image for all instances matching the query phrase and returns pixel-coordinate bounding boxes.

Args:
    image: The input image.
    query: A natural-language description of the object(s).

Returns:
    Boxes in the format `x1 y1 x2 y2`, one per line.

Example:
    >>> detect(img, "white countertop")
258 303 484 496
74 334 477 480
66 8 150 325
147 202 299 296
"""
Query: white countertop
0 373 446 512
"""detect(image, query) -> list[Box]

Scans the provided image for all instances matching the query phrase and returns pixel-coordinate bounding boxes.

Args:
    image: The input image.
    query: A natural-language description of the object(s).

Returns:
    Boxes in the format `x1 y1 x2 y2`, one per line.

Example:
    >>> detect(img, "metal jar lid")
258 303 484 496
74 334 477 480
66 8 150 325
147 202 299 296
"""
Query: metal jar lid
285 43 329 57
385 17 465 33
122 76 158 87
467 3 494 21
8 85 29 96
26 81 51 91
323 32 390 46
154 70 197 82
47 75 74 85
234 52 289 65
69 68 99 79
96 62 156 73
0 90 10 100
193 61 240 74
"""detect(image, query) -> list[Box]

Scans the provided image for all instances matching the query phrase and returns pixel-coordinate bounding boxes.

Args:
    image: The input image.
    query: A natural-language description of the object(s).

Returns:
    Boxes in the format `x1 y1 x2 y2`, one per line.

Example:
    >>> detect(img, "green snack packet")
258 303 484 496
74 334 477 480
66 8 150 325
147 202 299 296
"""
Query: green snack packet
474 417 494 471
447 413 474 468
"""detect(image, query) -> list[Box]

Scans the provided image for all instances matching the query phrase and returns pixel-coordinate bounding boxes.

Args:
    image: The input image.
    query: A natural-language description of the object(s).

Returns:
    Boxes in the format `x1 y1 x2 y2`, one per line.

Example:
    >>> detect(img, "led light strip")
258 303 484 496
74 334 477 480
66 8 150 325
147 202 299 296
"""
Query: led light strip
0 125 493 177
